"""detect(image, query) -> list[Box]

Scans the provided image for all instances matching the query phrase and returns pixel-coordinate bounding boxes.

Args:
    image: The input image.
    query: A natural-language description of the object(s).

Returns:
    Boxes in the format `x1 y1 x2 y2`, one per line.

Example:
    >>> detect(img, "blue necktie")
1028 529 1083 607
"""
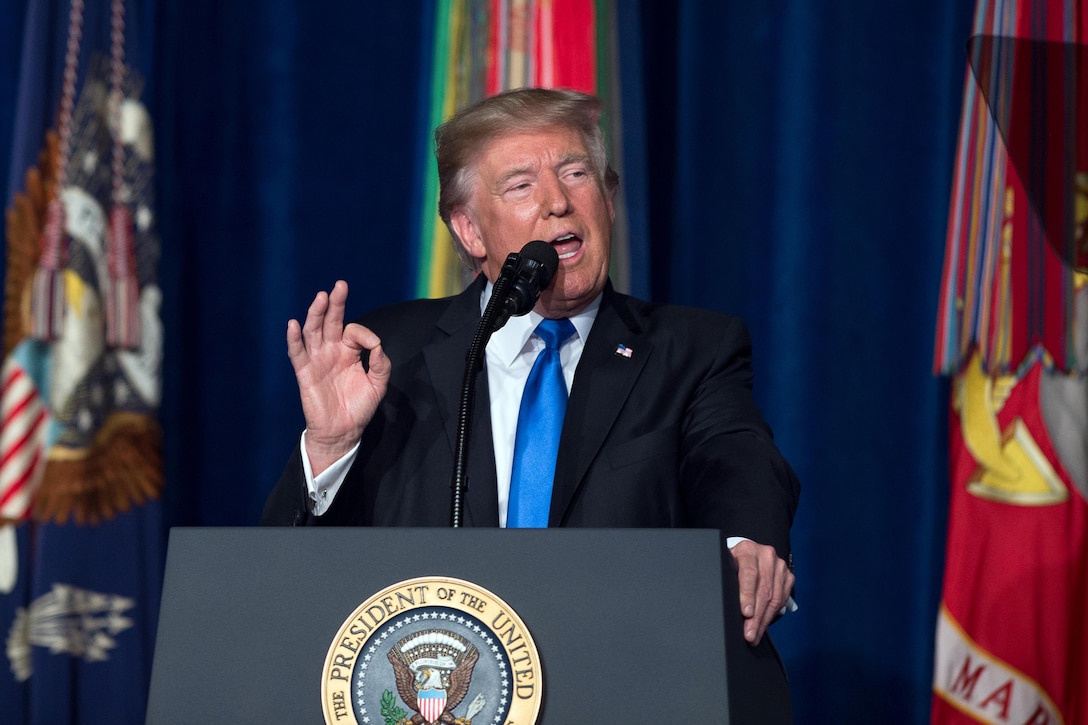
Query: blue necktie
508 318 576 528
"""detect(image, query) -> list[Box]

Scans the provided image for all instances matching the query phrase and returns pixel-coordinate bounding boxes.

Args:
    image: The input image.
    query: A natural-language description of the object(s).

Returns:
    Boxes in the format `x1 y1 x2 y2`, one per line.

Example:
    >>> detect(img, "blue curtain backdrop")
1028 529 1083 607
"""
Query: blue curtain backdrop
630 4 971 721
0 1 976 723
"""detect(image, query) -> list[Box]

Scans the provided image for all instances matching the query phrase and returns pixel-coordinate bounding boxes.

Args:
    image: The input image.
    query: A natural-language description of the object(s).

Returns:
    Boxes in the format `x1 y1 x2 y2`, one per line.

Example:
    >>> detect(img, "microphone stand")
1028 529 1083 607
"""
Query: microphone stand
449 253 519 527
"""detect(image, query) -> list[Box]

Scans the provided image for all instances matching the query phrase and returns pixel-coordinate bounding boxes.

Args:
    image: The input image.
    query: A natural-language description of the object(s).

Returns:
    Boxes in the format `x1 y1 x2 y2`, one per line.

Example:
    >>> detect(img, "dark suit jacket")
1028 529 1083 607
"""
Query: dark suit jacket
262 277 800 722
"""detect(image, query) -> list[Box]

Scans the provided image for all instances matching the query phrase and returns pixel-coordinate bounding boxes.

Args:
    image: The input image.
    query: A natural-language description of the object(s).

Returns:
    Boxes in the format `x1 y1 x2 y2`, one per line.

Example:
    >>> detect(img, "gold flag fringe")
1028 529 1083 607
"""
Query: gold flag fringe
3 132 59 359
33 412 162 526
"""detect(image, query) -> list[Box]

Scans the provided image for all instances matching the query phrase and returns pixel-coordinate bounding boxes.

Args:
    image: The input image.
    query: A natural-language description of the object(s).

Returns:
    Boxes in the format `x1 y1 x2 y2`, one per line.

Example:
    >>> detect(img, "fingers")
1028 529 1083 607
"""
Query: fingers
731 540 793 646
300 289 331 350
341 321 381 353
286 318 305 368
323 280 349 343
287 281 384 382
343 323 389 397
290 281 352 359
754 557 794 640
299 281 349 348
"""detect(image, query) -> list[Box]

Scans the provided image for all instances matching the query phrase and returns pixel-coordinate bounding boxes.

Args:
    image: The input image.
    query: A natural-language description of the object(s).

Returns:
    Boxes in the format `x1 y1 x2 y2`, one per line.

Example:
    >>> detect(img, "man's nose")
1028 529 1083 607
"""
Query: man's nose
540 175 572 216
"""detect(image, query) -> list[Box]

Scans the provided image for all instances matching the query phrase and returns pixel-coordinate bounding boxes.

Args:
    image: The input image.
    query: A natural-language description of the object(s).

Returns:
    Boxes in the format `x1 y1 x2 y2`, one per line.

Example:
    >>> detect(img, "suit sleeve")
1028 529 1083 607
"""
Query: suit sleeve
260 446 313 526
678 315 800 561
261 442 377 526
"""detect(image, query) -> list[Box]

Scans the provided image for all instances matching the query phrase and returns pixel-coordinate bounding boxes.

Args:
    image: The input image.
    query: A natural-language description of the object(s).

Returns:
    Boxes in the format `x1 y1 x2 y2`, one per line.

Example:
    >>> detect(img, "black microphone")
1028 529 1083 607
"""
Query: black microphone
493 241 559 330
449 240 560 527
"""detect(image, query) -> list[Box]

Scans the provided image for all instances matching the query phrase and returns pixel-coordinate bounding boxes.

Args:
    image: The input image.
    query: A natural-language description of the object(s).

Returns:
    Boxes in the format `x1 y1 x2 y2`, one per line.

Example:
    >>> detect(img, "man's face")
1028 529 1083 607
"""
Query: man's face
450 126 615 318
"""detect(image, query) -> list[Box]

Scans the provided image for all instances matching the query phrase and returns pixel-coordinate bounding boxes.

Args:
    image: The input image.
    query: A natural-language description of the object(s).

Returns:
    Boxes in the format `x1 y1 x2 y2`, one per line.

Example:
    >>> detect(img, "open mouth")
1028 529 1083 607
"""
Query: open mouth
552 233 582 260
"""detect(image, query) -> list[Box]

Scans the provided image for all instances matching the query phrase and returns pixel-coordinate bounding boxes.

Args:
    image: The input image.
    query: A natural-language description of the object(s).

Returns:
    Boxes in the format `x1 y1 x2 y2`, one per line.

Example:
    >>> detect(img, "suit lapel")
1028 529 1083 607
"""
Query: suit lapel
422 277 500 527
549 286 652 525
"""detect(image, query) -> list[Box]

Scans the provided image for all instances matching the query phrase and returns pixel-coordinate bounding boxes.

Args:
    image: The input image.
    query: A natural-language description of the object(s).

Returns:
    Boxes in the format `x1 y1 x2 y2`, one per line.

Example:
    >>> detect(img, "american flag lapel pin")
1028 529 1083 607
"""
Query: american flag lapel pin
614 344 633 358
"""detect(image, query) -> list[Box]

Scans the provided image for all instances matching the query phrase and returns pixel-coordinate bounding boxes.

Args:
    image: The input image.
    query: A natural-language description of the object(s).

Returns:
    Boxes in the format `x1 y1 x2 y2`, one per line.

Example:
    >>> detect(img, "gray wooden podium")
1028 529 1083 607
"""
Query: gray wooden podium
147 527 785 723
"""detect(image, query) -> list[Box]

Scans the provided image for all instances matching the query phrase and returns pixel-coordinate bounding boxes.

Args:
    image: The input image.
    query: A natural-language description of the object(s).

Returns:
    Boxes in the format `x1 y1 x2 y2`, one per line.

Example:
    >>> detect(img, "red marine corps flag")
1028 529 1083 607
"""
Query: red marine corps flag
932 1 1087 724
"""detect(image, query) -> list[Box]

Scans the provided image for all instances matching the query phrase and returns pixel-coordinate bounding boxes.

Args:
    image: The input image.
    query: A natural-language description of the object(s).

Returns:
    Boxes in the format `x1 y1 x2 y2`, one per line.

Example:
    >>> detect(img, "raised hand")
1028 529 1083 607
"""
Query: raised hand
286 280 391 475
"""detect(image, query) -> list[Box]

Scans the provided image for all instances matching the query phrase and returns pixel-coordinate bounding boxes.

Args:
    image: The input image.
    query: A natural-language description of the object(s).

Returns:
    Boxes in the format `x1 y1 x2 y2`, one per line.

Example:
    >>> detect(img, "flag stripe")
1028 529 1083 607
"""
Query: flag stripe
934 0 1085 375
0 444 43 512
0 361 47 513
0 406 46 470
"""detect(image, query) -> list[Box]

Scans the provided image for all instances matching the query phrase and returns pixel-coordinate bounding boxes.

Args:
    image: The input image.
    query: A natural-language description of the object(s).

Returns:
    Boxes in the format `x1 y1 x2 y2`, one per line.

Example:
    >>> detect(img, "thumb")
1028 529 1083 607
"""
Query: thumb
365 342 391 388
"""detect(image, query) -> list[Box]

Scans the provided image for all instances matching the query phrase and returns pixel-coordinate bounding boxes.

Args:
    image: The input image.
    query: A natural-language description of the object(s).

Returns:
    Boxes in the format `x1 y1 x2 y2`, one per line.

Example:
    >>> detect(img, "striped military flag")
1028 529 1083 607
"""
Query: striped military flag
932 1 1087 723
1 1 164 721
415 0 636 299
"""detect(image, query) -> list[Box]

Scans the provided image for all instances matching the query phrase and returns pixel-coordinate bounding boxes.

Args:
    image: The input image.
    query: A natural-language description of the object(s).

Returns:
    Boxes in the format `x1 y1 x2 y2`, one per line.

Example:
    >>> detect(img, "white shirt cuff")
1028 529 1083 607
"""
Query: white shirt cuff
301 432 360 516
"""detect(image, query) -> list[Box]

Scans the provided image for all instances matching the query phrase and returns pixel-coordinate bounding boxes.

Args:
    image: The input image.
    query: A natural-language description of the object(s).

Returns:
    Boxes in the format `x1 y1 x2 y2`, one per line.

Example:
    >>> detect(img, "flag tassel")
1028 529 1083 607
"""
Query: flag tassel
105 206 140 349
29 198 67 341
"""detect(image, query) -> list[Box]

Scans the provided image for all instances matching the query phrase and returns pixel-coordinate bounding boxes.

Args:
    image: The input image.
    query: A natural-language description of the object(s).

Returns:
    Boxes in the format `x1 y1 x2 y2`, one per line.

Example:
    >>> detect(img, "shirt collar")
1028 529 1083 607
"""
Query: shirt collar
481 281 601 367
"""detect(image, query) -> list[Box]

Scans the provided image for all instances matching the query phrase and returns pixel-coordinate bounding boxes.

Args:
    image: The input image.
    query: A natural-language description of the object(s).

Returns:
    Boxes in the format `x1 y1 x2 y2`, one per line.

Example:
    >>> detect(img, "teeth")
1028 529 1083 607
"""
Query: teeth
554 233 575 243
558 250 577 260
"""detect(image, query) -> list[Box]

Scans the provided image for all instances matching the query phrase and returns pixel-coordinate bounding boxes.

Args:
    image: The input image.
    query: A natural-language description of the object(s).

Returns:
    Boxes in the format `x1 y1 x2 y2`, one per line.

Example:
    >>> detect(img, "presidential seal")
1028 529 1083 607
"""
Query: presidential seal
322 577 543 725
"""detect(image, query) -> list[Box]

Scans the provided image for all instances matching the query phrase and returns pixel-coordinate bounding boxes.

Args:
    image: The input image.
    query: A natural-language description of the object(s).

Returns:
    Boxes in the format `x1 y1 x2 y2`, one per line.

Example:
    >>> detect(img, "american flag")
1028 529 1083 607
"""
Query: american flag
0 356 49 521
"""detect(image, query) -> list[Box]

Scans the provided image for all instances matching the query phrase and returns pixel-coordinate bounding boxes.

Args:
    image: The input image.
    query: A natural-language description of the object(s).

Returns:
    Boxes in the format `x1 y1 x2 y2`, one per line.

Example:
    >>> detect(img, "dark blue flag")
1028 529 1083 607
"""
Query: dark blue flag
1 1 164 722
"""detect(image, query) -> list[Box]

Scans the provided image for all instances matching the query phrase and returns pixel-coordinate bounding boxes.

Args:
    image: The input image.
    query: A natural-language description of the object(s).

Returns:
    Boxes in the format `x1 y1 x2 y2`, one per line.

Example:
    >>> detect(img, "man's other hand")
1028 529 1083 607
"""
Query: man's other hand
730 539 794 646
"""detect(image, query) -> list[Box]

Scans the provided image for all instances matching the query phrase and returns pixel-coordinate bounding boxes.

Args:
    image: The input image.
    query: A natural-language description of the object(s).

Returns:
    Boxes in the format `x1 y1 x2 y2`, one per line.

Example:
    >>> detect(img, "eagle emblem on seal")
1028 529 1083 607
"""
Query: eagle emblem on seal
387 629 483 725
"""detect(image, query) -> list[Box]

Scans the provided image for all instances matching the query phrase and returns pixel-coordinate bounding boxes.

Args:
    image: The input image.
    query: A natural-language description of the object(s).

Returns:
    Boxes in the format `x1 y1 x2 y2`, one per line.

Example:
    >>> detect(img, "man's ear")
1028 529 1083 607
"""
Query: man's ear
450 208 486 261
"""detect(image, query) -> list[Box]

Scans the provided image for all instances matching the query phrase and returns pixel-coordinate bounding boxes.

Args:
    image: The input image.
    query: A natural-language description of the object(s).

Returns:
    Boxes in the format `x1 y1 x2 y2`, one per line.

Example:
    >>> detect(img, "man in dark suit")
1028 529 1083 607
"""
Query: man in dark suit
263 88 799 721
